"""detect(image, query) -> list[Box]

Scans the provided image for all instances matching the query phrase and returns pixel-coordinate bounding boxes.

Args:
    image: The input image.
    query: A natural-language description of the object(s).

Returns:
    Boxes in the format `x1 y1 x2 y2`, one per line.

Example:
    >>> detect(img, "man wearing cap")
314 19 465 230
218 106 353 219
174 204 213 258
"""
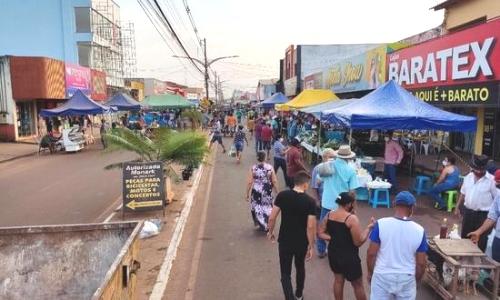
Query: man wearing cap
367 191 428 299
317 145 360 258
455 155 498 252
383 130 404 194
468 169 500 263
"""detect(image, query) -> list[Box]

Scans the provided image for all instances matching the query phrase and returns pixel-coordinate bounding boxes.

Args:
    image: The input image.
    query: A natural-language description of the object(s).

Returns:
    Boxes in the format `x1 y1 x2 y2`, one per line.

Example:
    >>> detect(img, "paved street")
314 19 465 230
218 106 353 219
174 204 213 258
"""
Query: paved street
0 143 135 227
164 137 445 300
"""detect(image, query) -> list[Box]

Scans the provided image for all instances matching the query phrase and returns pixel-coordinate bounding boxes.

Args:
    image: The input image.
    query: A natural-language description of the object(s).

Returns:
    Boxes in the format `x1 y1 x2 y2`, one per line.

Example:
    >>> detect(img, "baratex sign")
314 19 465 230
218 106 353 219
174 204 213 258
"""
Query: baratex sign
387 18 500 93
409 82 500 106
122 161 165 213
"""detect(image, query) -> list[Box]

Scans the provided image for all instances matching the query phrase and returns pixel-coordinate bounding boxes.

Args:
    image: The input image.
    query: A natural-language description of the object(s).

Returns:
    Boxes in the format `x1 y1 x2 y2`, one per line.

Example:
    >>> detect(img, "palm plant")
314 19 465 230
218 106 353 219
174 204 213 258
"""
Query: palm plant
181 109 203 130
102 127 210 182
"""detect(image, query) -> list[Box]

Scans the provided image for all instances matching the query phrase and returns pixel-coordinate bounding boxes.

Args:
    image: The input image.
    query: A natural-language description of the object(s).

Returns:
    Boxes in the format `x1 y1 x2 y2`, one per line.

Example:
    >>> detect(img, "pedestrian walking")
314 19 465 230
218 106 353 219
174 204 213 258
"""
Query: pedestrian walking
317 145 360 258
367 190 428 300
209 118 227 154
246 151 279 232
261 121 273 160
383 130 404 194
273 134 291 187
310 148 335 257
247 116 255 140
268 171 317 300
100 119 110 149
455 154 498 252
468 169 500 263
254 118 263 152
286 138 309 189
233 125 249 164
317 192 375 300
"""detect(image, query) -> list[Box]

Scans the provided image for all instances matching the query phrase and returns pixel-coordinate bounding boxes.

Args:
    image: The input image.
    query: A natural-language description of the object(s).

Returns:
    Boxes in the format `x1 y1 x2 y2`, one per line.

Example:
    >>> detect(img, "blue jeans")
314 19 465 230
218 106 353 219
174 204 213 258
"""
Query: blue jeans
317 207 331 255
384 164 397 191
234 141 244 151
255 138 262 152
371 273 416 300
428 182 457 207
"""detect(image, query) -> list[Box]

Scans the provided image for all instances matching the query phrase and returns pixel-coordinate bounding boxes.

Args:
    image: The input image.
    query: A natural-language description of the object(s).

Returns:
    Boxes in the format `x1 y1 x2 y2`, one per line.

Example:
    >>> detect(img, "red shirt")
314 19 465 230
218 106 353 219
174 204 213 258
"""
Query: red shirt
286 146 303 177
261 126 273 142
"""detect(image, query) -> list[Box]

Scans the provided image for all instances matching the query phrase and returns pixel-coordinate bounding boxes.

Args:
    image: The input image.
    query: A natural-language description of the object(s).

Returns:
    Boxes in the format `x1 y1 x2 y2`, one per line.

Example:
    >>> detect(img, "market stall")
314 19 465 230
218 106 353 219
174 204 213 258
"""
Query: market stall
261 92 288 109
141 94 194 110
40 90 115 153
275 89 339 111
105 93 143 111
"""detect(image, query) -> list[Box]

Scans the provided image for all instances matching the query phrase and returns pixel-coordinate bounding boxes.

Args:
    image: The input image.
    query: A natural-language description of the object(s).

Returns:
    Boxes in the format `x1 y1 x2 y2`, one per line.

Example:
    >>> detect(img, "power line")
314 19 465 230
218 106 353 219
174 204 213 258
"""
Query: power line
136 0 201 80
148 0 204 75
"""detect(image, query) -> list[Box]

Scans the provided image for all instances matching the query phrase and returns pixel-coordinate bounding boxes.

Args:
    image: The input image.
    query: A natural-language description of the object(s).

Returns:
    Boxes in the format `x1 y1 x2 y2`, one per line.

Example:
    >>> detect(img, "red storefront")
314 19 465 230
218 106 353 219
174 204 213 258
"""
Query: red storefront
91 69 108 101
387 18 500 158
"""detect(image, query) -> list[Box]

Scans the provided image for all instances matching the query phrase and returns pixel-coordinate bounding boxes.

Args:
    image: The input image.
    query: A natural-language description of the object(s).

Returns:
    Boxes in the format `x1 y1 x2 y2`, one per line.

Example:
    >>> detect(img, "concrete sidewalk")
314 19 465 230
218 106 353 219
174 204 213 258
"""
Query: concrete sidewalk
0 142 39 163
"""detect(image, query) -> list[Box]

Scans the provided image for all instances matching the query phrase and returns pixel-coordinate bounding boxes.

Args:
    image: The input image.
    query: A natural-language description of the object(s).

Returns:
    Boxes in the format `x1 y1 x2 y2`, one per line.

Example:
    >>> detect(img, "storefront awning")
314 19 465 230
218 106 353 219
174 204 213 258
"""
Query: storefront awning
276 89 339 111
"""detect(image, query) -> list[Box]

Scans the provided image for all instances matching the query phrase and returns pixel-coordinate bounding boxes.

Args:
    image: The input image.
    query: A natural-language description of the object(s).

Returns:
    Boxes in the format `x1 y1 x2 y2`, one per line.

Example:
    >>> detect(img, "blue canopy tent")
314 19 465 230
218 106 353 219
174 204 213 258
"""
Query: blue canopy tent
105 93 142 111
320 80 478 174
321 80 477 132
40 90 115 117
261 92 289 109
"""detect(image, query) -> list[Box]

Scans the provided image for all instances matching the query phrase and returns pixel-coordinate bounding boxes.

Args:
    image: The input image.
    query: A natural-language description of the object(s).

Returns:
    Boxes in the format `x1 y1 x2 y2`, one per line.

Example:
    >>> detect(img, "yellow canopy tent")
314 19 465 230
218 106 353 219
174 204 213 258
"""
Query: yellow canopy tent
275 89 339 111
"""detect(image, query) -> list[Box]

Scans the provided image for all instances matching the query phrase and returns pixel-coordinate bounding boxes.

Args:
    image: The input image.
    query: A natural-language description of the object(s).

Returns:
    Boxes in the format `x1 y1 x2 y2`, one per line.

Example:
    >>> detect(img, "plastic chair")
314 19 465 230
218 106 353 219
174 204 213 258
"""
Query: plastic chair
356 187 369 201
368 188 391 208
420 139 430 155
412 175 432 195
437 190 458 212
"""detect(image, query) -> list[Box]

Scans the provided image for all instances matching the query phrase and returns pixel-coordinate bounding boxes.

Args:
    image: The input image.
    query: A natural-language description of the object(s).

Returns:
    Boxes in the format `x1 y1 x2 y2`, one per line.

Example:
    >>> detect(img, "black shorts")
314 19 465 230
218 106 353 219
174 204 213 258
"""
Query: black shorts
328 254 362 282
210 135 223 144
262 141 271 150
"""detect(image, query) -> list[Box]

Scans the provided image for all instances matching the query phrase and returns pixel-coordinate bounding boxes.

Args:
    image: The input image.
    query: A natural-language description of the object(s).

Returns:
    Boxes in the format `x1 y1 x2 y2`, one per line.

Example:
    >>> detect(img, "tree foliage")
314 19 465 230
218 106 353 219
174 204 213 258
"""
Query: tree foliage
102 127 210 181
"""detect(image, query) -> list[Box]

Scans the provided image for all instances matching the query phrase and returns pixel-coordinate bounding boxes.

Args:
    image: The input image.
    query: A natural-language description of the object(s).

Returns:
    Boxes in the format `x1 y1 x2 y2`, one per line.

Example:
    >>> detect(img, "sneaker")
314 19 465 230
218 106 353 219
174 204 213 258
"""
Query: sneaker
295 296 303 300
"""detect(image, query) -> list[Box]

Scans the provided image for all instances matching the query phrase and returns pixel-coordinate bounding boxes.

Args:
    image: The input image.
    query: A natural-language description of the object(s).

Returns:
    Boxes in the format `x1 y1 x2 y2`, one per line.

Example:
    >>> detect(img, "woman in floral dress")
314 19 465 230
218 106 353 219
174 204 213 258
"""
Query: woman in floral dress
246 151 279 232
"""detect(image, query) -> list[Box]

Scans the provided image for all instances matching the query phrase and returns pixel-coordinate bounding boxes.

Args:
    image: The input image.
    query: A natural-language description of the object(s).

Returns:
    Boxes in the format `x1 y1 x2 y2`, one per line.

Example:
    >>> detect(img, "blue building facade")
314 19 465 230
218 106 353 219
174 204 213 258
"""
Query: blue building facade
0 0 92 65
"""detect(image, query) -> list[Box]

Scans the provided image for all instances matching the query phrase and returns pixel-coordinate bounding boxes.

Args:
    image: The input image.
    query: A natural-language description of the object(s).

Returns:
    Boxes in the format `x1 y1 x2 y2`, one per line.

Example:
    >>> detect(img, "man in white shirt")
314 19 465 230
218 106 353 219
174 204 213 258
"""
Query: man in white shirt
455 155 498 252
367 191 427 300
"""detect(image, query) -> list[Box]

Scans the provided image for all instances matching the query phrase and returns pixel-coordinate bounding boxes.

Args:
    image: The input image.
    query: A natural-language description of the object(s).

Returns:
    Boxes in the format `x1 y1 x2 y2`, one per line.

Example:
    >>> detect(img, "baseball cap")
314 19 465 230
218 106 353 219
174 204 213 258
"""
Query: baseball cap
494 169 500 182
394 190 416 206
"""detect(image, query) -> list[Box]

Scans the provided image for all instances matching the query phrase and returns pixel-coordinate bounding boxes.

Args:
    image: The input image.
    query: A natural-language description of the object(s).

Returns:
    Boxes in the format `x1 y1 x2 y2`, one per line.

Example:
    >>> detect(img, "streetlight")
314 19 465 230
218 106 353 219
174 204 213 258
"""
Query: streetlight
173 38 238 104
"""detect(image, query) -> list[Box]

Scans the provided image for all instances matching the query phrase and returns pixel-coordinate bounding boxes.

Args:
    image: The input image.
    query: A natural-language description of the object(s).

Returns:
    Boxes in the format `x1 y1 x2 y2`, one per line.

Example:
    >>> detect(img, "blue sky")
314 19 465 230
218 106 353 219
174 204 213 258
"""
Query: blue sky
119 0 444 96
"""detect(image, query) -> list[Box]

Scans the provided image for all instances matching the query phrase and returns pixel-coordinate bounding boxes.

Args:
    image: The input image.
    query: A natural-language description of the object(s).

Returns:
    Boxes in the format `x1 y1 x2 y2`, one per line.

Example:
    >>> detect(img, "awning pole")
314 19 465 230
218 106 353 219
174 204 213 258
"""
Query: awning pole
349 128 353 147
317 122 322 162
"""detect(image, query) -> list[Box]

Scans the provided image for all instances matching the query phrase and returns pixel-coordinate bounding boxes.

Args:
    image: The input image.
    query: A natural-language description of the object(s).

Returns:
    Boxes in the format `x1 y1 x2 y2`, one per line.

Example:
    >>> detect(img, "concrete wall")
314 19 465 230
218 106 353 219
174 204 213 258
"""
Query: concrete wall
445 0 500 30
0 57 16 141
0 0 92 63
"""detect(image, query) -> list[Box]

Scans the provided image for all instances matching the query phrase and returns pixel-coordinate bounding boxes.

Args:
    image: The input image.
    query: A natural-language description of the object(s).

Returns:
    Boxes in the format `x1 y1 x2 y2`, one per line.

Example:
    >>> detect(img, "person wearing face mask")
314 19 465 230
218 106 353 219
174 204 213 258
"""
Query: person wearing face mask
428 156 460 210
273 134 291 187
317 192 375 300
454 155 498 252
383 131 404 194
468 169 500 263
366 191 428 300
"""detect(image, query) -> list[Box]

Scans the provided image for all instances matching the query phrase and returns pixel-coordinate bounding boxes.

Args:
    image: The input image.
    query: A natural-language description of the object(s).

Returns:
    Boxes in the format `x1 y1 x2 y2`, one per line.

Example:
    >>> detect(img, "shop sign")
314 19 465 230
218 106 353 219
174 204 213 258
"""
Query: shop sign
122 161 165 213
154 79 168 95
388 18 500 88
303 72 323 90
482 110 495 157
324 45 388 93
91 69 107 101
284 77 297 96
303 74 315 90
409 81 499 106
64 63 91 98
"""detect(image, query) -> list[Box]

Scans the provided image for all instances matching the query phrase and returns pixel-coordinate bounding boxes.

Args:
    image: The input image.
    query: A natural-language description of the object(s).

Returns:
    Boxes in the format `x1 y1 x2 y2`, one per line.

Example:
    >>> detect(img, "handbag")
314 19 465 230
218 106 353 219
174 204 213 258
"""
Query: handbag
318 160 335 177
228 145 237 157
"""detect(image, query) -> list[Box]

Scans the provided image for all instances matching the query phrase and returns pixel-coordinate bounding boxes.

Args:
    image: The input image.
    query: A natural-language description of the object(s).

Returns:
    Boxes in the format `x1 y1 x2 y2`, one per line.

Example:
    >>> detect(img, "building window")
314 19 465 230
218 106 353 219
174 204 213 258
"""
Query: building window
77 42 91 67
75 7 91 33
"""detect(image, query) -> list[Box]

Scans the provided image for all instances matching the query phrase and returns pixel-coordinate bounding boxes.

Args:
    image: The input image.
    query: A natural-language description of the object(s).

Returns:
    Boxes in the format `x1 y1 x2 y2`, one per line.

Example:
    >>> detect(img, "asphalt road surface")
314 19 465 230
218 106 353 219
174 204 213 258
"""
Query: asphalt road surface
0 144 135 227
164 137 442 300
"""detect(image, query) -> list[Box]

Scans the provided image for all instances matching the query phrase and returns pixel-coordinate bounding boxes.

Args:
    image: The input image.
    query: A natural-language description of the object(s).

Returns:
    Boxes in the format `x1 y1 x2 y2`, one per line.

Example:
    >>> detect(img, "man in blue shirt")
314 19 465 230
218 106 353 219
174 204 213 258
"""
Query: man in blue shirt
273 134 290 187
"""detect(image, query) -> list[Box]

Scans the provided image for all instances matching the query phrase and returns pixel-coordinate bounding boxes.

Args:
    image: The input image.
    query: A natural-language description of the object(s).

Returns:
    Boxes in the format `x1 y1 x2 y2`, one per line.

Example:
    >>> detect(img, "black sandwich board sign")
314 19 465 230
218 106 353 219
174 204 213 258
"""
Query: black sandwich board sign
122 161 165 217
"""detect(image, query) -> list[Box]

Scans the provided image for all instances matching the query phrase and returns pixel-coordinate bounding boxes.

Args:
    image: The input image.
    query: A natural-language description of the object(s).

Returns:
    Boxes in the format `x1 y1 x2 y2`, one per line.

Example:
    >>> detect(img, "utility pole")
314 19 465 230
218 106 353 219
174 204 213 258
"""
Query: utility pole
214 71 218 102
173 39 238 105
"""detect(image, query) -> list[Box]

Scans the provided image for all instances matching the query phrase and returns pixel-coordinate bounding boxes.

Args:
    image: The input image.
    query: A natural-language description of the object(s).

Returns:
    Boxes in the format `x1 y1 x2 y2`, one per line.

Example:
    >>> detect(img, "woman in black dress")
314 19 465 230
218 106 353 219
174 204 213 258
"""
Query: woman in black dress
317 192 375 300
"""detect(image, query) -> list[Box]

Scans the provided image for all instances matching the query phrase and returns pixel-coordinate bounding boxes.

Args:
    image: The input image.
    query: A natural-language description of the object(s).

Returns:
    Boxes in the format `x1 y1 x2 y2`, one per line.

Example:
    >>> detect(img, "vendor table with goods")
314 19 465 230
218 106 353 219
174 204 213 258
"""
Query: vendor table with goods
425 237 500 300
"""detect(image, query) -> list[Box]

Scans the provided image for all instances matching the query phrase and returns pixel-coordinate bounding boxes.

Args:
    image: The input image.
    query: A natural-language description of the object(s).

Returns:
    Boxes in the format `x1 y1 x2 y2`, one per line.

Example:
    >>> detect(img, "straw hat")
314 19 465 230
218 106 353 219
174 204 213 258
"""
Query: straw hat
333 145 356 159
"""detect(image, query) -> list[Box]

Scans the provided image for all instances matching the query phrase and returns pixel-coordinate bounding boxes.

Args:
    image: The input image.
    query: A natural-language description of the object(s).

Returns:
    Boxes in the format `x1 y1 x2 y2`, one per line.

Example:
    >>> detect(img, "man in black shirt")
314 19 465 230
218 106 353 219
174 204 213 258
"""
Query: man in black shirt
268 171 316 300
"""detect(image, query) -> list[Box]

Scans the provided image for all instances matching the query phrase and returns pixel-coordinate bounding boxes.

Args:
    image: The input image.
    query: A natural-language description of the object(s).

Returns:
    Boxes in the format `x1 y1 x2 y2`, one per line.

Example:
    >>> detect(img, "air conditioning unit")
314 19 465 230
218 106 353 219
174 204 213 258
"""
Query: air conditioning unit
0 112 9 124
